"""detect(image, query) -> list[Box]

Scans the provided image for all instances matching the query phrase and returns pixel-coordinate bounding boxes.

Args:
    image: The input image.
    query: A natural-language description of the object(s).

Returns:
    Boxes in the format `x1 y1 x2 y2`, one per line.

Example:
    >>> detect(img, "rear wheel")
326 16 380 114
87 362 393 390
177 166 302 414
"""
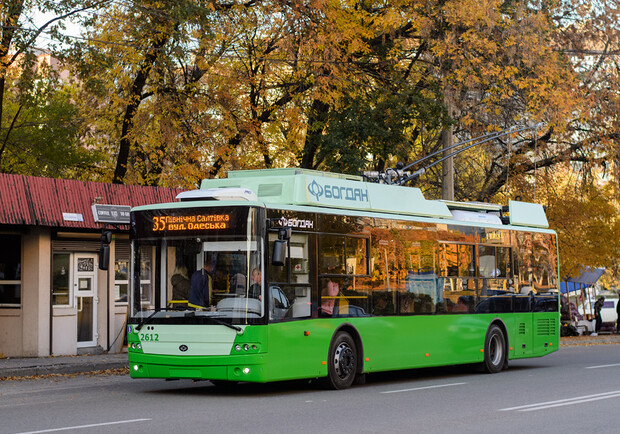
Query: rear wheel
483 325 506 373
326 332 357 389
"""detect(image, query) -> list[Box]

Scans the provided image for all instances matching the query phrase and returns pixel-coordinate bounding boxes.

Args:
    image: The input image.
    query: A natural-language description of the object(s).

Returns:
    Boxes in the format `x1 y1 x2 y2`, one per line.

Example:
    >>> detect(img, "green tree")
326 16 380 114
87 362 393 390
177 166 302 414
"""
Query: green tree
0 70 97 177
0 0 106 176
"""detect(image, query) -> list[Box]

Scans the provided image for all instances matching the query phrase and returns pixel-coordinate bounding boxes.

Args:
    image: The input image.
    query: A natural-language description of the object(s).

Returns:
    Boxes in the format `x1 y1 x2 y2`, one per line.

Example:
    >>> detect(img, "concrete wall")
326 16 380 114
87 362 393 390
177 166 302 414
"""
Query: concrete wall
22 228 51 357
0 309 22 357
52 307 77 355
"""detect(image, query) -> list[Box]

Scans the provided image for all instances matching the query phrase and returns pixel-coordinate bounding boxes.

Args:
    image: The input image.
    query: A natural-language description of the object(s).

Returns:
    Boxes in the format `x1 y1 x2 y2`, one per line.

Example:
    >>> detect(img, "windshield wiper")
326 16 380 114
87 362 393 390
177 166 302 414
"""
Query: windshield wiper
208 316 242 332
135 310 159 332
184 312 242 332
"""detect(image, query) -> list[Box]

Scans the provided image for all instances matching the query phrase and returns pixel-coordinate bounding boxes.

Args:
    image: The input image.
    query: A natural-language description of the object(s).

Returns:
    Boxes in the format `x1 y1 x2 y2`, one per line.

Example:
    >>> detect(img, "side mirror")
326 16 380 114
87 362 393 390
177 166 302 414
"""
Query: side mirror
101 231 112 244
99 229 112 270
272 240 287 266
99 244 110 270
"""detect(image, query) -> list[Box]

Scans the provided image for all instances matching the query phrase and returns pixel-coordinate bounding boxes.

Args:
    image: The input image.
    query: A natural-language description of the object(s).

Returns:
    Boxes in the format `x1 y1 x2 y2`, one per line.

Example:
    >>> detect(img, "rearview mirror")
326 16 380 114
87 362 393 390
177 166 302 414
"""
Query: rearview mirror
272 240 287 266
99 229 112 270
99 245 110 270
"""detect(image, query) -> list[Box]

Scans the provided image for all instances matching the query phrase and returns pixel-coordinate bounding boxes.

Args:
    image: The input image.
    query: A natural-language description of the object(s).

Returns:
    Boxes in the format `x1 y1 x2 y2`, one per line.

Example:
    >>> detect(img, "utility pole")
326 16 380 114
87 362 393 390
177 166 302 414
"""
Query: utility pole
441 92 455 200
441 127 454 200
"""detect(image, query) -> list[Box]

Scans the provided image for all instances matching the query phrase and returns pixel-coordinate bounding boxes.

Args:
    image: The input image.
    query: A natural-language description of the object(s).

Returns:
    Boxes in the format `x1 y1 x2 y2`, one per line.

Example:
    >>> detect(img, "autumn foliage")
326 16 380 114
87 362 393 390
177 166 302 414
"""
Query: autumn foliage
1 0 618 283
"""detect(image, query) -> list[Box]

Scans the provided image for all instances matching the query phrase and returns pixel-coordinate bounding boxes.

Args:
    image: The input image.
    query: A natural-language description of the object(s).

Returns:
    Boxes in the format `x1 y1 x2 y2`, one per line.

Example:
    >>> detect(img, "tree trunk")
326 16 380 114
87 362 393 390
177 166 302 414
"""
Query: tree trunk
300 99 330 169
113 30 172 184
0 0 26 167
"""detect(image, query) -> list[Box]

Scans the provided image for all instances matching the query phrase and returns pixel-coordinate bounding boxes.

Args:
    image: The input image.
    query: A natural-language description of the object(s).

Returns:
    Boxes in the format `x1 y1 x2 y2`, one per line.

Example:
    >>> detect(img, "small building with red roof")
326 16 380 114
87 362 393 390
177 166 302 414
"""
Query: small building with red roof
0 174 183 357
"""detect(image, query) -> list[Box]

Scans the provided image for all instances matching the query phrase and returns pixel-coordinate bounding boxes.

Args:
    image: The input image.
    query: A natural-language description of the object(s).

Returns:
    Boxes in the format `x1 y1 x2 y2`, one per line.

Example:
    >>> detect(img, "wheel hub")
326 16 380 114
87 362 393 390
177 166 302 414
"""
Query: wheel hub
334 342 355 379
489 334 503 365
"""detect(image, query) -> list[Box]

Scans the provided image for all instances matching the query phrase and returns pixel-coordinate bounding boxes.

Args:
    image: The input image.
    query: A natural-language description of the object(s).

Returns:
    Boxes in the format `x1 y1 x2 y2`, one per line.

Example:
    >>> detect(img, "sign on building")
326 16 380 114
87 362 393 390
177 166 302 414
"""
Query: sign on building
91 204 131 224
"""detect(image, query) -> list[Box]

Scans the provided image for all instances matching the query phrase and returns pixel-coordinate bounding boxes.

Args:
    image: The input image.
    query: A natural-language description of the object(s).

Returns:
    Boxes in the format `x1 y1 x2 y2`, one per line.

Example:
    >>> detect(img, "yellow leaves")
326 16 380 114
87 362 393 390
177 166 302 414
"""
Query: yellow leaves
537 168 620 278
443 0 503 29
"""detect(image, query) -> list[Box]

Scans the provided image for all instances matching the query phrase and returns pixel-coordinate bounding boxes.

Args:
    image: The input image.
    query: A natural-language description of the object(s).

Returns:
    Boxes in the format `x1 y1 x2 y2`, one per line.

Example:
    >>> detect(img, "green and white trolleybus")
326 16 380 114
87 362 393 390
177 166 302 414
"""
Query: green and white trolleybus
127 168 559 389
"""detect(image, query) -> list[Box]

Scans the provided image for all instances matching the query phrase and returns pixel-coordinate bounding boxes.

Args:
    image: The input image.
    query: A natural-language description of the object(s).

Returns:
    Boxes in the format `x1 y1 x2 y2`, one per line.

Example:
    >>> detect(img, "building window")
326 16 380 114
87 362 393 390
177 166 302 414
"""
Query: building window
115 241 130 304
52 253 72 306
0 234 22 307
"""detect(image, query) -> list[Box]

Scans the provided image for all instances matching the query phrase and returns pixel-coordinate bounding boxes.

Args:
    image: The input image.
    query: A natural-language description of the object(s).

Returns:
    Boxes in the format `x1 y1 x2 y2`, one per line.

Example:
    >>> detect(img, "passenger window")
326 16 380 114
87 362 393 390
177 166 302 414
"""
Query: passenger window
478 245 498 278
269 286 290 321
320 235 345 274
497 247 511 278
439 243 458 277
458 245 475 277
269 285 312 321
346 237 367 275
320 235 368 276
268 232 312 285
268 233 288 283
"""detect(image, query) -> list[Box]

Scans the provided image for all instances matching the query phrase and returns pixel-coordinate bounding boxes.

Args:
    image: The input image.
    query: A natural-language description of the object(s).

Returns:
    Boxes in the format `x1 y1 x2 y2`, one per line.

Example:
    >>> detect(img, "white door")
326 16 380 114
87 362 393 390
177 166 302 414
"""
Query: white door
74 254 98 347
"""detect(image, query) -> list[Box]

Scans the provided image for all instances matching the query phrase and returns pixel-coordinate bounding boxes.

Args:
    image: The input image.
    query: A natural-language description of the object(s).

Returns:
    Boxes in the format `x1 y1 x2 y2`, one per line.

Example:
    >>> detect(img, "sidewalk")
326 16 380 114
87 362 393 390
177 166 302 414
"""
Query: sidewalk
559 333 620 347
0 352 128 379
2 334 620 380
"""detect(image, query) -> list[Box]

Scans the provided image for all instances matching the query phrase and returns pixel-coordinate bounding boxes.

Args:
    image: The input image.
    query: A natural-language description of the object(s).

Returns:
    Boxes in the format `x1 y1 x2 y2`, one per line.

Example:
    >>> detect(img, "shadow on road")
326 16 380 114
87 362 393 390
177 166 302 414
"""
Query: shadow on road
142 361 547 397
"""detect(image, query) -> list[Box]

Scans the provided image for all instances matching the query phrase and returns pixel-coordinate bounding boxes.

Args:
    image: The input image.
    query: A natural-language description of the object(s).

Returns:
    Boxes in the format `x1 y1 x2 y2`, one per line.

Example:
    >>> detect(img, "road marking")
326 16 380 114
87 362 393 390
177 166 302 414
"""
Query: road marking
14 418 151 434
381 382 466 394
499 391 620 412
585 363 620 369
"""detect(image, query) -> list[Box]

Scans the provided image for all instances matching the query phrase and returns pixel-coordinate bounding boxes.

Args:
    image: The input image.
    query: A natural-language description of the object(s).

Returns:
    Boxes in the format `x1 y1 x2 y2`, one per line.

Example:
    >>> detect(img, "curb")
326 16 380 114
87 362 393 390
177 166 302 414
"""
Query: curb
1 360 127 379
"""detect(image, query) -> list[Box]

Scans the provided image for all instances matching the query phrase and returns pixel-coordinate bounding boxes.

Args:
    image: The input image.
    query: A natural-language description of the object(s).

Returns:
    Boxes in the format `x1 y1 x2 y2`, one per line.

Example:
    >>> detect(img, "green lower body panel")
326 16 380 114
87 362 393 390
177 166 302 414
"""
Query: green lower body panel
128 353 270 382
127 312 559 383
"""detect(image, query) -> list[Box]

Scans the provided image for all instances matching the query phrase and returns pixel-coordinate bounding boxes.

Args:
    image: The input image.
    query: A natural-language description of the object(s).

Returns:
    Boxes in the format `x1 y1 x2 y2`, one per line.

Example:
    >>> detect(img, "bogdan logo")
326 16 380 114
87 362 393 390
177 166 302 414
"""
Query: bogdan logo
307 180 369 203
308 180 324 201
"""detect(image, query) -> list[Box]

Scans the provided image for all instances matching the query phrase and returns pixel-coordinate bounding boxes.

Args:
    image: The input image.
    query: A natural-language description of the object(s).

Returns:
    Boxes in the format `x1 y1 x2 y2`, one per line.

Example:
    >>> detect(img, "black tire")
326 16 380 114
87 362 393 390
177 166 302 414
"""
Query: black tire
210 380 237 388
483 325 506 373
326 331 357 390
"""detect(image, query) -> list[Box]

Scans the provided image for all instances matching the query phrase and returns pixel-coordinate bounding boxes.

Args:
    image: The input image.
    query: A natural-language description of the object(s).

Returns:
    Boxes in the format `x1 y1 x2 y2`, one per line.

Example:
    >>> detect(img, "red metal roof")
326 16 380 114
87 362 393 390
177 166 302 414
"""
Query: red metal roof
0 174 185 229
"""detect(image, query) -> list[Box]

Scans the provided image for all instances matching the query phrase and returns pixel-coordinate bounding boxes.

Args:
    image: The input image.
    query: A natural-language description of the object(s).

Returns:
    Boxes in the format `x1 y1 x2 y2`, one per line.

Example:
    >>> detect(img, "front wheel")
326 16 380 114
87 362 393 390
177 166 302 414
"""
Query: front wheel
483 325 506 373
210 380 238 388
326 332 357 389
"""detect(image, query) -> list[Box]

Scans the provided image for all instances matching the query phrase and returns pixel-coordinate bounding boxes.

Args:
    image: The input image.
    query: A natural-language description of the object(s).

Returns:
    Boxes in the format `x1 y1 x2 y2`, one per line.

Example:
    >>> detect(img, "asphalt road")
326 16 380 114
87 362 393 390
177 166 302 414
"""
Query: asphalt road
2 344 619 434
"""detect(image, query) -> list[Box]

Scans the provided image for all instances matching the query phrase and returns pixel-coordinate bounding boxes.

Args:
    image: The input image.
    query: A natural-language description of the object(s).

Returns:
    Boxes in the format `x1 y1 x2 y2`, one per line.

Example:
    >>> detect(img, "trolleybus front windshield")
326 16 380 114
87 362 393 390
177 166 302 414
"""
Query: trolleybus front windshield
130 206 264 325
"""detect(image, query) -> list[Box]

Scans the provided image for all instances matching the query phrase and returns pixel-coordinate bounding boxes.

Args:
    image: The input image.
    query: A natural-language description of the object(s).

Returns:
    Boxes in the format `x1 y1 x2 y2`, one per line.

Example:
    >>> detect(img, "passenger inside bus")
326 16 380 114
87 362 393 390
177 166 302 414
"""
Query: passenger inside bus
170 264 190 305
320 279 339 316
188 256 214 308
249 268 261 299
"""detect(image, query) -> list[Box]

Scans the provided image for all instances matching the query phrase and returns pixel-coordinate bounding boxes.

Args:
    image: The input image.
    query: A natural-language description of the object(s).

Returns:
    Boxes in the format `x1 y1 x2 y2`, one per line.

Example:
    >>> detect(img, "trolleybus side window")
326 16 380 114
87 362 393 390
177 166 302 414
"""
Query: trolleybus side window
268 231 314 321
318 232 370 317
138 246 154 305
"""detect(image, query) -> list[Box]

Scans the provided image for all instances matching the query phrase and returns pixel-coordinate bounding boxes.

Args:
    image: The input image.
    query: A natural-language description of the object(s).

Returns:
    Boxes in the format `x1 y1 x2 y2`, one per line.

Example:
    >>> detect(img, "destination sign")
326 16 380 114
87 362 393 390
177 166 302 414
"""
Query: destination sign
152 214 230 232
